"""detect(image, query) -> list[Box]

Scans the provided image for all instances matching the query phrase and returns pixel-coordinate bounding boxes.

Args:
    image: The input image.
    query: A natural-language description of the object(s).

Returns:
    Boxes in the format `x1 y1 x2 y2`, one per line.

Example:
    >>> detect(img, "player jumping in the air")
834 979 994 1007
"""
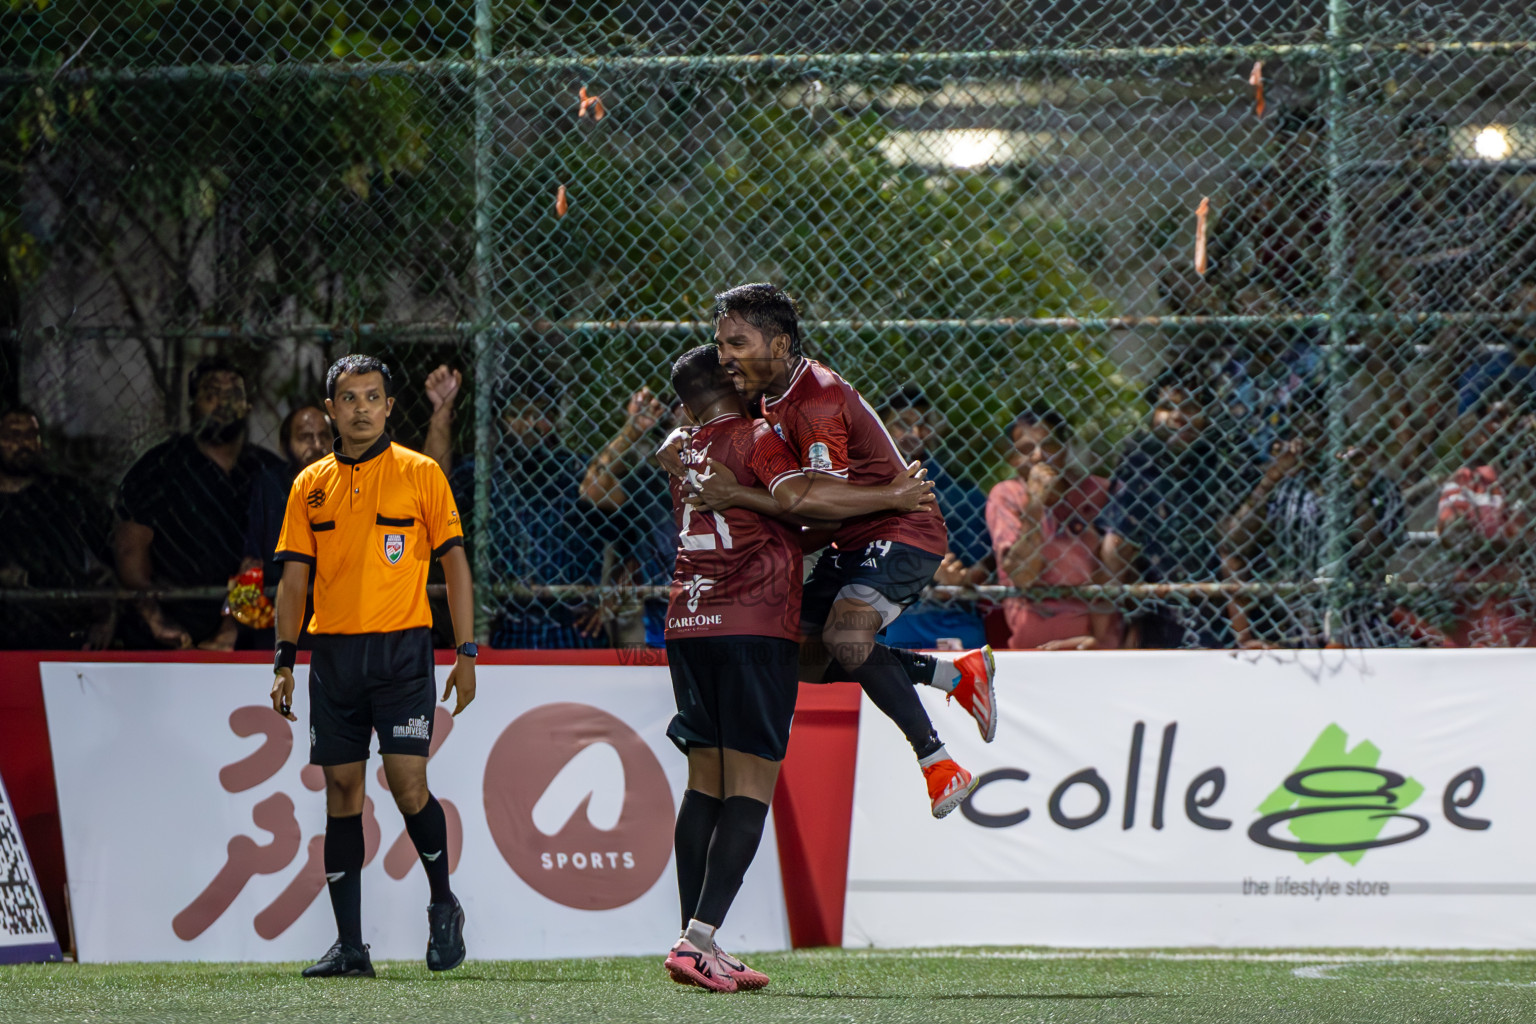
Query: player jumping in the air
684 283 998 819
661 345 933 991
269 354 477 977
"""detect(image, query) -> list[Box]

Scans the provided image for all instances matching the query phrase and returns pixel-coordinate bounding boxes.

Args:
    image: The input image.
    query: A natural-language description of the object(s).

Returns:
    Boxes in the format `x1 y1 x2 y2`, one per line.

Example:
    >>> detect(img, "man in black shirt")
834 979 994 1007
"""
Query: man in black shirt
580 386 683 647
115 356 286 648
244 404 333 580
424 378 609 648
0 407 115 649
1098 379 1248 648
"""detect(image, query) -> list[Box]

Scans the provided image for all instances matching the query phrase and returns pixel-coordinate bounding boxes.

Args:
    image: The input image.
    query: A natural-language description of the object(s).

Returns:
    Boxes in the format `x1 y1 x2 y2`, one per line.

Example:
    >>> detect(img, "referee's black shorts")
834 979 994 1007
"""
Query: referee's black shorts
665 635 800 762
307 627 436 765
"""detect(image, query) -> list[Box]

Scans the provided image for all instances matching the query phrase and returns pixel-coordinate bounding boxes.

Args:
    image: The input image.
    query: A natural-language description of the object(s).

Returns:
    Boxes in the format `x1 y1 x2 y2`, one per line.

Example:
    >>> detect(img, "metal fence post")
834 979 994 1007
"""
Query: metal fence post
1322 0 1354 642
471 0 495 644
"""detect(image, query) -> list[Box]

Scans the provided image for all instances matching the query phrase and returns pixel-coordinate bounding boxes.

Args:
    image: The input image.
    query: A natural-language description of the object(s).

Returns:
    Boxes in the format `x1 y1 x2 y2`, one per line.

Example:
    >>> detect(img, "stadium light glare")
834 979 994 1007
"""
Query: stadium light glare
942 129 1010 168
879 129 1015 169
1474 125 1512 160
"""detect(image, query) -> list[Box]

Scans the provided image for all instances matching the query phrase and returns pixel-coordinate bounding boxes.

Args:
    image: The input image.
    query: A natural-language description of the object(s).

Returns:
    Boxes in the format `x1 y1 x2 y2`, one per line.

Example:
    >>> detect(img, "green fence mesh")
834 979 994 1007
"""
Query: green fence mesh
5 2 1536 650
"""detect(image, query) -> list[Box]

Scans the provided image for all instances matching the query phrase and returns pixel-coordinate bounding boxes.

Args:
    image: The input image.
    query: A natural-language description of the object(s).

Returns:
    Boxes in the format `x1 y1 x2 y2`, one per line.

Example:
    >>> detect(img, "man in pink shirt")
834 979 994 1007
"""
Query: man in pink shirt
986 407 1120 650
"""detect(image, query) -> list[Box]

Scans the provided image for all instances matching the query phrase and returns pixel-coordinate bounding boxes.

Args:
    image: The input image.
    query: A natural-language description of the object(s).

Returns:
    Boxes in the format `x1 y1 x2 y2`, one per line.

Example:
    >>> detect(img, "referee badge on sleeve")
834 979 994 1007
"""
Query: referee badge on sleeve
384 533 405 564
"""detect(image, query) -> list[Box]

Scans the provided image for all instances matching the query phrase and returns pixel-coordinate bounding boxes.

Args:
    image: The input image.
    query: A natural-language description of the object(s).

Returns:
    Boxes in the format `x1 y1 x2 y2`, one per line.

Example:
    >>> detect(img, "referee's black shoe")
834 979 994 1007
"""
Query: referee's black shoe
426 897 466 972
302 940 375 978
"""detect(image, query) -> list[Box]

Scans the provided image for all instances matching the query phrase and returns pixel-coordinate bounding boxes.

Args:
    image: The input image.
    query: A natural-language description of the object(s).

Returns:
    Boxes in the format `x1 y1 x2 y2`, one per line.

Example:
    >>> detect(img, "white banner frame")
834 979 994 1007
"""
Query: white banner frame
42 662 789 963
846 649 1536 949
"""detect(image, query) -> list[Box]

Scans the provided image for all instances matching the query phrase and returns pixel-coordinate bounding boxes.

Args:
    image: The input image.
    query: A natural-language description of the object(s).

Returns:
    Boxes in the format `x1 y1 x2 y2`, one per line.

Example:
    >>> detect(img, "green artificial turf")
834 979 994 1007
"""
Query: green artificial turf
3 948 1536 1023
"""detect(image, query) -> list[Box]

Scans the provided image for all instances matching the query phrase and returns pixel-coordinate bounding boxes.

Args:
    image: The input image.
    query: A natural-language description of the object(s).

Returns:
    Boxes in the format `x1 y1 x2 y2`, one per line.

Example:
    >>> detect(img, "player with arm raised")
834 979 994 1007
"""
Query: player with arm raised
691 283 997 819
661 344 931 991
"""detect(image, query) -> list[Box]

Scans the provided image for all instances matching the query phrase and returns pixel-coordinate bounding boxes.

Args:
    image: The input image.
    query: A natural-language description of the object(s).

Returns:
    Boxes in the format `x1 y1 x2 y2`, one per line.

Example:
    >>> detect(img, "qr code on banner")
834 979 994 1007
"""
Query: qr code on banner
0 789 48 936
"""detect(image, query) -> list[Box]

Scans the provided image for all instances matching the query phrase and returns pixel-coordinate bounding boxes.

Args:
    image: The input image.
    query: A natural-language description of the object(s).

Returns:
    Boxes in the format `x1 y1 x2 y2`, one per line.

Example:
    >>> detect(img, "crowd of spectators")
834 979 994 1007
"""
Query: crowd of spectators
4 339 1536 652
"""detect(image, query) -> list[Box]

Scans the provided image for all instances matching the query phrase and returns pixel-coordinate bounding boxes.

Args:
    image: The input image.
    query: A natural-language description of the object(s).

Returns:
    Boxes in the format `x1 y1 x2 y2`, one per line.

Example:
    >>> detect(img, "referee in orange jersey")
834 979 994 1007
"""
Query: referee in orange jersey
269 354 477 978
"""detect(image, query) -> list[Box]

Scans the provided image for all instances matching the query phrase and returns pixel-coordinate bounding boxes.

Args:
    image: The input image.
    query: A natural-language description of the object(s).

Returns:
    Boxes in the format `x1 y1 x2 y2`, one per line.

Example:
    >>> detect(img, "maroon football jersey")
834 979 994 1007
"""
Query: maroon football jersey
760 359 948 555
666 414 806 642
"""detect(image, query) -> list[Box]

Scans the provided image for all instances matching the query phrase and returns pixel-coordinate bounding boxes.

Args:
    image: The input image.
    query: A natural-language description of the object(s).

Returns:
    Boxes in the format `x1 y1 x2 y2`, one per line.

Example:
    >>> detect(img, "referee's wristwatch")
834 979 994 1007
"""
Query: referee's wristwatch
456 641 478 659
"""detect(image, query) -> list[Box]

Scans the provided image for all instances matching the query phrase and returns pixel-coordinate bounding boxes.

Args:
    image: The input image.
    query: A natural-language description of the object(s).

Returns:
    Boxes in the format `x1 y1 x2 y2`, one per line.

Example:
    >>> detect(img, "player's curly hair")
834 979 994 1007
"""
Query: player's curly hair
671 344 735 413
712 283 803 357
326 354 394 400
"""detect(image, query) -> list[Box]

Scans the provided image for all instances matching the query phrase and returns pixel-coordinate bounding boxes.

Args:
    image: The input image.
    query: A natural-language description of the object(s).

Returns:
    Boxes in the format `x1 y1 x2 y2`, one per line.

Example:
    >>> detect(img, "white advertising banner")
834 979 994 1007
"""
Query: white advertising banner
42 662 788 963
846 649 1536 949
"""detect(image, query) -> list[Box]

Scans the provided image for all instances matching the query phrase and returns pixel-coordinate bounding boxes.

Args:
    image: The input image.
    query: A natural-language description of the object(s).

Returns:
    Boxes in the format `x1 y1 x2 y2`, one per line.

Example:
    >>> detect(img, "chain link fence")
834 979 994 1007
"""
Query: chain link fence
4 1 1536 650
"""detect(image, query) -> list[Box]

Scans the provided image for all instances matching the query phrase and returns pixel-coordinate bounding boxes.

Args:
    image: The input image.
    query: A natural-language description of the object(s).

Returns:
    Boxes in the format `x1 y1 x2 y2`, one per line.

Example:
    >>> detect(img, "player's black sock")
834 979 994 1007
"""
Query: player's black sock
694 796 769 928
402 794 454 905
324 813 365 948
886 644 937 686
845 646 944 760
675 789 723 931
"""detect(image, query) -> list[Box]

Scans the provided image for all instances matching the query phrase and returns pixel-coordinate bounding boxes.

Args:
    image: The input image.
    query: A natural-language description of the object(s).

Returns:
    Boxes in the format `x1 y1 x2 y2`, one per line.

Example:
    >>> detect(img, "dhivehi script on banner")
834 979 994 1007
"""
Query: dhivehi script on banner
42 662 788 963
845 649 1536 949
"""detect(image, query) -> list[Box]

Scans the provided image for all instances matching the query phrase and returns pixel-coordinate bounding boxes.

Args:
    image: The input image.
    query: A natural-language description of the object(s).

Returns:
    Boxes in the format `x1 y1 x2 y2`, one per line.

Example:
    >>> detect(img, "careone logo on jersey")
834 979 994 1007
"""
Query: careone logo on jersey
669 575 723 629
482 703 673 910
383 533 405 564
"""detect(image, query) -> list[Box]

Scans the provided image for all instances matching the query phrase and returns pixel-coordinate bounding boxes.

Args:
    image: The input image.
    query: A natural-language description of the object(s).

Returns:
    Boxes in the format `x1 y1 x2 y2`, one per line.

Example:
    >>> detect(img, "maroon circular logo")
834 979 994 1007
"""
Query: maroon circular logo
483 703 674 910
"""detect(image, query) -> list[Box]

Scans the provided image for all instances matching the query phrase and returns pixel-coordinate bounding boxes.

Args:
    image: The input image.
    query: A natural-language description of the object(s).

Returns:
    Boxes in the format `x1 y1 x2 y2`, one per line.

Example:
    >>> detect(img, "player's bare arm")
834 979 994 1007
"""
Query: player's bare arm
674 459 837 529
269 559 310 722
687 457 934 519
440 544 477 716
774 462 935 519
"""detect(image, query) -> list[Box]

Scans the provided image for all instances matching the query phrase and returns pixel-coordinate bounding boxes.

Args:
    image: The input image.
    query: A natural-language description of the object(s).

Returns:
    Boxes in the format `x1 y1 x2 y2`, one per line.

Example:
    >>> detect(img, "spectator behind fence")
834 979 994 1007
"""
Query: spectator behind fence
115 356 286 649
1223 406 1407 648
1456 278 1536 415
580 386 685 648
880 386 991 568
1379 113 1523 314
986 407 1120 650
0 407 116 649
243 404 332 580
1431 397 1535 647
876 386 988 650
1098 378 1238 648
422 372 606 648
1213 331 1323 469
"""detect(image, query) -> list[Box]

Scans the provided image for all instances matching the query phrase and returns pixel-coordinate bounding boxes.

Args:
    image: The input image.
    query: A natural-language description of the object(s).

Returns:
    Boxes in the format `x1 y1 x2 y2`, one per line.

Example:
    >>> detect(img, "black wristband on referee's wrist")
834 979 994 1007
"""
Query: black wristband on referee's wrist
274 641 298 673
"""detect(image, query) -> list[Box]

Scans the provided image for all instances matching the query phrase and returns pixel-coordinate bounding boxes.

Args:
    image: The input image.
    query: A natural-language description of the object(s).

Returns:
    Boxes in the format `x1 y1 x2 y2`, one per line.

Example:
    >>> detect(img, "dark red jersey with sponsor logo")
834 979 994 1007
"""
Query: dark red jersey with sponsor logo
666 414 805 641
760 359 948 555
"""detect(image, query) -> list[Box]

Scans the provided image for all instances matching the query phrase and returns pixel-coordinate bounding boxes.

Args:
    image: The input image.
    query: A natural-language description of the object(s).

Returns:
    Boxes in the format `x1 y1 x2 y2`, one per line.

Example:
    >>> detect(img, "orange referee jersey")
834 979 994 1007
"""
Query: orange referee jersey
275 433 463 635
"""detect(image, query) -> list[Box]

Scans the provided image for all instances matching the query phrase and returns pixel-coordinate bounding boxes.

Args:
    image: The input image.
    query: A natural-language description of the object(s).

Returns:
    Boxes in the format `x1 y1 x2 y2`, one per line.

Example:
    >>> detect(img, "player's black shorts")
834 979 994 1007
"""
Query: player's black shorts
801 540 944 635
307 627 436 765
665 635 800 762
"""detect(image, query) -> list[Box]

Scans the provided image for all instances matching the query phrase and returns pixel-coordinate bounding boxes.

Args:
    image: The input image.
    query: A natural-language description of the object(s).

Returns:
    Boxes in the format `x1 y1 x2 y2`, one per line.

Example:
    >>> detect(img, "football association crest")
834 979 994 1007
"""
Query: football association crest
384 533 405 564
